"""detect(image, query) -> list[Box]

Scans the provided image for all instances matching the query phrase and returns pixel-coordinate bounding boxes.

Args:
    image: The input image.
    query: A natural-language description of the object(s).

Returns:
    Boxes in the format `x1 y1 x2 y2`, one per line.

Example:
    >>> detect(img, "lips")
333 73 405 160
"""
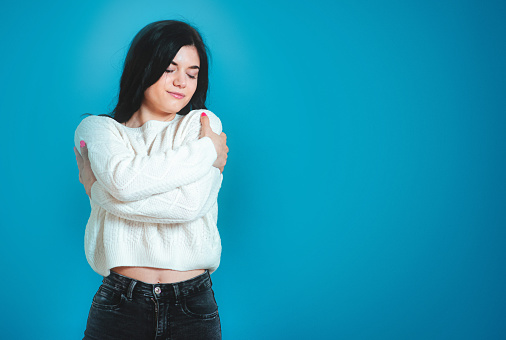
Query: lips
167 91 185 99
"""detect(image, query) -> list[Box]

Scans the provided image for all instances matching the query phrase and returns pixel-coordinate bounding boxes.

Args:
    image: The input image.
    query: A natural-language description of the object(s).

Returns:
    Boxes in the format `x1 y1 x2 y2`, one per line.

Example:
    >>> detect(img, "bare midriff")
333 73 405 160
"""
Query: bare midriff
111 266 205 284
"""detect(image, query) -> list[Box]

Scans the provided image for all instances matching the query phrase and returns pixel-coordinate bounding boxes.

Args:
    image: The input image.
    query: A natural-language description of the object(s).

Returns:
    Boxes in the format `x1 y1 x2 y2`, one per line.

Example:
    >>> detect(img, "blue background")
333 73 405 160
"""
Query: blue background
1 0 505 339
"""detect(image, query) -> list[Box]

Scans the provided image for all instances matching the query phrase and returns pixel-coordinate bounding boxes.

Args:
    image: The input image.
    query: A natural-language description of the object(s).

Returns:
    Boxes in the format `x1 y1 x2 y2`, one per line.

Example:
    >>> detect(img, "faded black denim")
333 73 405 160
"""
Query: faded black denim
83 269 221 340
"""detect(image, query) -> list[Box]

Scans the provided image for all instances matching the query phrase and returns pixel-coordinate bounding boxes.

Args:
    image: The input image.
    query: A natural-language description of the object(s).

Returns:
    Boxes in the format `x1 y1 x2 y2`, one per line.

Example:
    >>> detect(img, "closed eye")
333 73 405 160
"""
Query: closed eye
165 69 197 79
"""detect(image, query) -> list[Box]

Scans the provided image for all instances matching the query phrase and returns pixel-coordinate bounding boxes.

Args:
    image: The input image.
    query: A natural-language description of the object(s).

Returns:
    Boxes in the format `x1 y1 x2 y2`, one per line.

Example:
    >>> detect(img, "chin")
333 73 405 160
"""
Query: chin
172 101 190 111
165 104 186 114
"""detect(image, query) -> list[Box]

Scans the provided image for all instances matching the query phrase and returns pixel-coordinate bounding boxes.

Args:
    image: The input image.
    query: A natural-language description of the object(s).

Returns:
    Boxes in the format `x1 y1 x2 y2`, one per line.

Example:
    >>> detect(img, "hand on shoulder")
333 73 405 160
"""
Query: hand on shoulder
198 110 228 174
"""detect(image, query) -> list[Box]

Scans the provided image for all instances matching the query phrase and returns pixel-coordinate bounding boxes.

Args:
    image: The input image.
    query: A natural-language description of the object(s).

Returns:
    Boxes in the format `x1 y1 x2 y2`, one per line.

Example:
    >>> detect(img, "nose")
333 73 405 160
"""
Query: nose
173 71 186 88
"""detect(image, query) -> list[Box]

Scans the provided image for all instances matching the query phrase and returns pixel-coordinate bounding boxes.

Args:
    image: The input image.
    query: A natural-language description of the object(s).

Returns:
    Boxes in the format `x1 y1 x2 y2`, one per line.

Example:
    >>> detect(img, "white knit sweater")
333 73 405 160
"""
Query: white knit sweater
74 109 223 277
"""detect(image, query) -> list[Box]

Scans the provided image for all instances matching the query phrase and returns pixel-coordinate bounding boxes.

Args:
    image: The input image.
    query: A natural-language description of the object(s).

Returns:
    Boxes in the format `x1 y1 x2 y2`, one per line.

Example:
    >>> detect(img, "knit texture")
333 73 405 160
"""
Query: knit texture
74 109 223 276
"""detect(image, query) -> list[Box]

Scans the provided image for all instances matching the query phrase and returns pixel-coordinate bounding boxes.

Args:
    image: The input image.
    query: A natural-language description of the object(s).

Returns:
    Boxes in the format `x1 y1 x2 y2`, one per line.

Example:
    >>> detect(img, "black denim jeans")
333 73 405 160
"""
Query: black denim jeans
83 269 221 340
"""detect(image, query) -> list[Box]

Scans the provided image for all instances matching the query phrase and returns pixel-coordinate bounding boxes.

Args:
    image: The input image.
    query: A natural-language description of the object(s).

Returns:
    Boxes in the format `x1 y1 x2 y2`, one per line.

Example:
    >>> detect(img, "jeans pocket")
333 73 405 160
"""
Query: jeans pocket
181 286 219 319
91 284 126 311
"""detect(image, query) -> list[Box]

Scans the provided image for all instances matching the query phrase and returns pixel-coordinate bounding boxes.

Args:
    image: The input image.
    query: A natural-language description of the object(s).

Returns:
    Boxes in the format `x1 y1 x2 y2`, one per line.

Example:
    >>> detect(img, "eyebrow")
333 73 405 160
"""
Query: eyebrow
171 61 200 70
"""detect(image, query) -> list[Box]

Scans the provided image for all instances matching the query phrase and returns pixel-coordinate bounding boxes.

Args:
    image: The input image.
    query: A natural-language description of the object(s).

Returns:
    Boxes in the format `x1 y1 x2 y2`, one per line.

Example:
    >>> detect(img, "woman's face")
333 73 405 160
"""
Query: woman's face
143 45 200 115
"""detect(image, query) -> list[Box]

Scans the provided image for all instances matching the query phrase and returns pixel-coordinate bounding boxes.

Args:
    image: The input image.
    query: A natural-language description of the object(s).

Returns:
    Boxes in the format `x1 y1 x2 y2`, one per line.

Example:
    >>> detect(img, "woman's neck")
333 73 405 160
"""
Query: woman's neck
123 107 177 128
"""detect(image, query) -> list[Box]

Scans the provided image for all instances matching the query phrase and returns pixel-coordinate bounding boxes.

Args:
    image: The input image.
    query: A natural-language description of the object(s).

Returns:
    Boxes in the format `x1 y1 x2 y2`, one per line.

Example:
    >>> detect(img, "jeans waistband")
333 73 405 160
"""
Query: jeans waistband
102 269 212 301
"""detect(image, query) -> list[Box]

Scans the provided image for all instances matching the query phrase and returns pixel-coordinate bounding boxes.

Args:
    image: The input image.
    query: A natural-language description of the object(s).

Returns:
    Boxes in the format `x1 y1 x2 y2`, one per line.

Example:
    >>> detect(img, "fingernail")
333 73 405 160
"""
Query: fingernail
80 140 86 147
201 112 207 117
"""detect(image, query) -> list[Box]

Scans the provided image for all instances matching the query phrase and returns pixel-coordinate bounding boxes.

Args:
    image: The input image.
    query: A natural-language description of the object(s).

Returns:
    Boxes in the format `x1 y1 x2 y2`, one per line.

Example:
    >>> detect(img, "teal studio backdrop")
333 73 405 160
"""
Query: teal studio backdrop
0 0 505 339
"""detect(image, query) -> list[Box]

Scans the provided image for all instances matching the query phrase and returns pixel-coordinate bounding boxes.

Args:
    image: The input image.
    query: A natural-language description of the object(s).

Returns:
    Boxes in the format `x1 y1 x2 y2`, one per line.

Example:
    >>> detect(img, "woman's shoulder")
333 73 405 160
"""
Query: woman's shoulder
182 109 223 134
76 115 127 138
77 114 117 130
74 114 121 146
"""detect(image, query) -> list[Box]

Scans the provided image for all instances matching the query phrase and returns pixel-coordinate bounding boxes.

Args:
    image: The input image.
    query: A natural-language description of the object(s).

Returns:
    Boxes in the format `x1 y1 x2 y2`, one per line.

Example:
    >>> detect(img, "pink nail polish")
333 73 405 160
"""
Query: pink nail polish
201 112 207 117
80 140 86 147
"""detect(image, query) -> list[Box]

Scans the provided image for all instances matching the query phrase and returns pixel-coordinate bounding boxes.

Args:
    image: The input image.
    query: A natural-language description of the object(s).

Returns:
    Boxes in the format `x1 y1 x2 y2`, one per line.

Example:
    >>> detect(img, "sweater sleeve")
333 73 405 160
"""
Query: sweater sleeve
89 167 223 223
74 111 221 202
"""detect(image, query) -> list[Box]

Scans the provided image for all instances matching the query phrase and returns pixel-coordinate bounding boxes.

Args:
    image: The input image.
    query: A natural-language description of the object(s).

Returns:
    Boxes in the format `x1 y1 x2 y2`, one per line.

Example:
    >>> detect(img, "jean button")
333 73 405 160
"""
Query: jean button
154 287 161 294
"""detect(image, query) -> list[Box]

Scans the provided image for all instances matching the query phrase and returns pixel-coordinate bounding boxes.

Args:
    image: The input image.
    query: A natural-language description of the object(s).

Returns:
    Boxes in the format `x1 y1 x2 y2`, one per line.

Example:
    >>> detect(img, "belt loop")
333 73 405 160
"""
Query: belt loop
173 284 181 304
126 279 137 299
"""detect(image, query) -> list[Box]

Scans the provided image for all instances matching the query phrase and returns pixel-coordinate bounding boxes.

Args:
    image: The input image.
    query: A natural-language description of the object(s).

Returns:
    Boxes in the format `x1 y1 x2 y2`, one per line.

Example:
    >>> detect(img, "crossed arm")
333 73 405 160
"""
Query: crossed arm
74 111 225 223
88 167 223 223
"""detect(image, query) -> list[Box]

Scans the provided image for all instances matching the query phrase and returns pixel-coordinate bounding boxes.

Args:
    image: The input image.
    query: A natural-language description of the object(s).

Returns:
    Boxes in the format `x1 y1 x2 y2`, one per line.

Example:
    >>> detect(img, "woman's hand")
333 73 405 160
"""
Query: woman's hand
200 113 228 174
74 141 97 198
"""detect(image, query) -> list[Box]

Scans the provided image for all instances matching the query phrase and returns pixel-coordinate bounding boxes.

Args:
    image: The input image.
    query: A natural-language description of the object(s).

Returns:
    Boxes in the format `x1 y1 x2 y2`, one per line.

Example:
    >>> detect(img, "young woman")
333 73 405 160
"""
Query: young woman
73 20 229 339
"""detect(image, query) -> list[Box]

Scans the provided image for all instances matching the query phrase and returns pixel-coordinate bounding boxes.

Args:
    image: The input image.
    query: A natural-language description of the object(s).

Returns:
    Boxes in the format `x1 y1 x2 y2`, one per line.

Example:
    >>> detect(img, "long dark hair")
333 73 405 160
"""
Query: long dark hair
82 20 210 122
